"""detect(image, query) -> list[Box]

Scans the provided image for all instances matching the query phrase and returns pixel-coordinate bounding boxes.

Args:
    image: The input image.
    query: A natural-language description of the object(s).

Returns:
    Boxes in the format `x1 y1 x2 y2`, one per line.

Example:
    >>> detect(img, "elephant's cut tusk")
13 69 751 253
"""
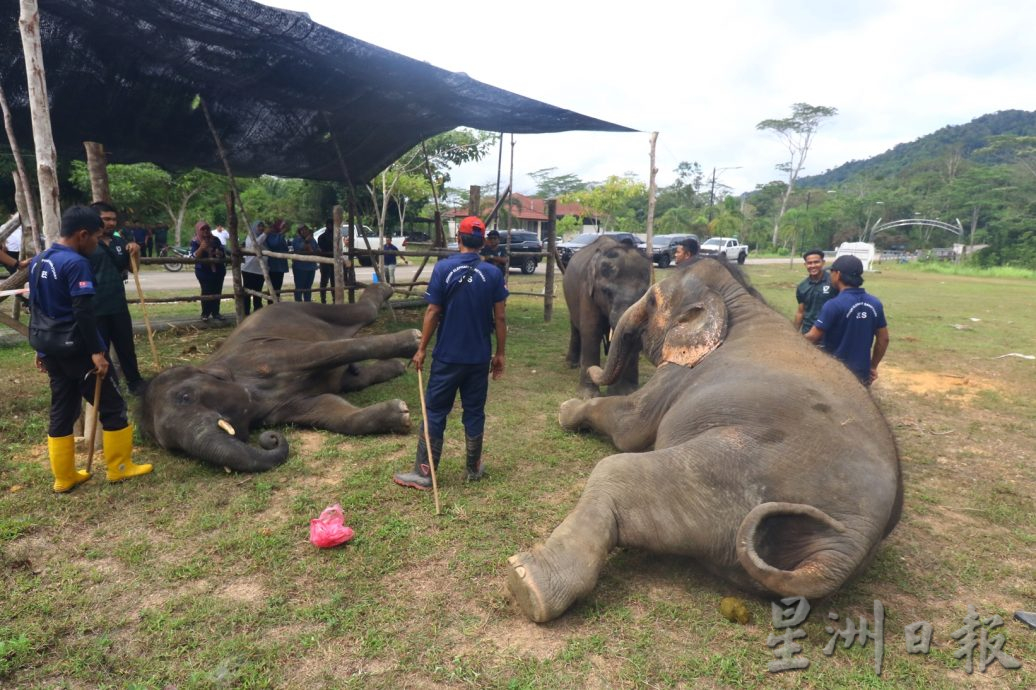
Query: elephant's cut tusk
217 418 236 436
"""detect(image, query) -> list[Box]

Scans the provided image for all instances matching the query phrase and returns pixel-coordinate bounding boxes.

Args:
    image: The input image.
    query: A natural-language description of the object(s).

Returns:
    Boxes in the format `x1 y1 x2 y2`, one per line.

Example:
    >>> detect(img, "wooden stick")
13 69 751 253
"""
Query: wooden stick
85 370 103 474
416 367 441 515
130 253 160 369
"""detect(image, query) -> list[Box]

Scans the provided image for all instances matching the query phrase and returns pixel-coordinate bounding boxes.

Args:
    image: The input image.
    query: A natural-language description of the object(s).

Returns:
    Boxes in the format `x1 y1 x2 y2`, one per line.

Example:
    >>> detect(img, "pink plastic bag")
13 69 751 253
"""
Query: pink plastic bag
309 504 355 548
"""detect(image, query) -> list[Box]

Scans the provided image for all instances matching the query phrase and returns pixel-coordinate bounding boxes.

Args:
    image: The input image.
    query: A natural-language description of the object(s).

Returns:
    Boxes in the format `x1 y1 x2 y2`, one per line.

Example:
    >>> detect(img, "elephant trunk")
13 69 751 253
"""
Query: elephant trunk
736 502 870 599
590 298 647 386
180 428 290 473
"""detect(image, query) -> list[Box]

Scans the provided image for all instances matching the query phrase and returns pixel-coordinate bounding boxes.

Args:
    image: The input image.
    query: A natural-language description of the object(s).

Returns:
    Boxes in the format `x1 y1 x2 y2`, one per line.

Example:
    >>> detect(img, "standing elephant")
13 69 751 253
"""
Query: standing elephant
508 259 902 622
138 283 419 471
563 237 650 397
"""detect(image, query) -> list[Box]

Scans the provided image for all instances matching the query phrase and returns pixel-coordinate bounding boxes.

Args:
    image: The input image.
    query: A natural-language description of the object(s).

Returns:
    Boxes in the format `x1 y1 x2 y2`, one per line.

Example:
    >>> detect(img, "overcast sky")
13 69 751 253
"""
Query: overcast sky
259 0 1036 197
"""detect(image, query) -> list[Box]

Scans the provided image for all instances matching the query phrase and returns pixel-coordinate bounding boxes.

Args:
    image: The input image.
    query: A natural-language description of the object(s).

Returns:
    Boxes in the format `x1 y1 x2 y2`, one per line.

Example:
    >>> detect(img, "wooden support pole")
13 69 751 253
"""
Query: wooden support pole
225 189 245 322
545 199 557 322
198 96 277 304
84 141 111 204
645 132 658 285
0 82 42 254
332 204 344 305
18 0 61 246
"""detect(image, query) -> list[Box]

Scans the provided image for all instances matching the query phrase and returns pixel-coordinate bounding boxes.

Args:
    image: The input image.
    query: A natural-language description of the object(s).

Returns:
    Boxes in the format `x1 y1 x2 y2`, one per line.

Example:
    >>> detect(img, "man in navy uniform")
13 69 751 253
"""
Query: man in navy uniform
804 255 889 385
394 216 508 489
30 206 152 492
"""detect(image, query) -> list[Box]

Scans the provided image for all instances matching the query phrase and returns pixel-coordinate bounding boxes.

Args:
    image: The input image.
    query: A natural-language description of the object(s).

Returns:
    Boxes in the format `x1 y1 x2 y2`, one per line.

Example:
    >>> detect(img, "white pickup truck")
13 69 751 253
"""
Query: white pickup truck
699 237 749 264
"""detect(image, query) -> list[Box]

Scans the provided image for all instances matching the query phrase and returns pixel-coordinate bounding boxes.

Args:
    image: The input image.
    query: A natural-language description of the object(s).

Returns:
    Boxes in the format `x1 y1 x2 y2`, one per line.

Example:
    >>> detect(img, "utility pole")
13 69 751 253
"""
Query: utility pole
707 166 741 222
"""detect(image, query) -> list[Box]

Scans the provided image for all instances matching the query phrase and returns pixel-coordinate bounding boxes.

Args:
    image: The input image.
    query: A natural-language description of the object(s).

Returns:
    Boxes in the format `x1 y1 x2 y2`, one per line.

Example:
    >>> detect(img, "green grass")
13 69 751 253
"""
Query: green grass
1 265 1035 687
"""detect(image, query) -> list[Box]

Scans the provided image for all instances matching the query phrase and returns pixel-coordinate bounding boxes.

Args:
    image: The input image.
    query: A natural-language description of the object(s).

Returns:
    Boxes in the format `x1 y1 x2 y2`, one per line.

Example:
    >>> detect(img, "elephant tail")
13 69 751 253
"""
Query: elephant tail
736 502 866 600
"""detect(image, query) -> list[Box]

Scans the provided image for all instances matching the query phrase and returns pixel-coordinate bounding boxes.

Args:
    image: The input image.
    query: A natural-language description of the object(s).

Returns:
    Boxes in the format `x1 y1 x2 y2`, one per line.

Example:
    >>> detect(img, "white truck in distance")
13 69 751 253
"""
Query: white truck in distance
699 237 749 264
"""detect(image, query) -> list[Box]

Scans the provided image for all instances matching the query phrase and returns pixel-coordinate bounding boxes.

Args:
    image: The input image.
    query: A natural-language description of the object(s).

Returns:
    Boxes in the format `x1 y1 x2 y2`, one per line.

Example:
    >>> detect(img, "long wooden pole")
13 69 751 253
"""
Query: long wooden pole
85 372 103 474
130 254 160 369
416 367 441 516
18 0 60 247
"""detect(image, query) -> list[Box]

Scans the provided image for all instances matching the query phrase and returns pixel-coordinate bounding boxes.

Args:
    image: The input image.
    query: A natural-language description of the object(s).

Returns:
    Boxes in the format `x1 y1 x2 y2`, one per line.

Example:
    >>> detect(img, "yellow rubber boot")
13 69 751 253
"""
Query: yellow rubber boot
103 425 153 482
49 435 91 493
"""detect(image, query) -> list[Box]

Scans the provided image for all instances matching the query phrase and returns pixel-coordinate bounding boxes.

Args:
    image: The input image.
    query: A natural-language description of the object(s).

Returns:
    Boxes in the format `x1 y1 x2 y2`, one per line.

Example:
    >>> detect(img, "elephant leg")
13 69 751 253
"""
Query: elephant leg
559 393 657 452
340 359 407 392
508 470 619 623
293 329 420 371
509 443 738 623
565 322 581 369
269 393 410 435
577 313 606 397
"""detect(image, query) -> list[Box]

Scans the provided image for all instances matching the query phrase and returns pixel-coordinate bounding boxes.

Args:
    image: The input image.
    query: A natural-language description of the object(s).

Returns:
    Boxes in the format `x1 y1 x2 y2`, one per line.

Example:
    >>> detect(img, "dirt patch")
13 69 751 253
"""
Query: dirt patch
218 576 267 604
878 366 996 402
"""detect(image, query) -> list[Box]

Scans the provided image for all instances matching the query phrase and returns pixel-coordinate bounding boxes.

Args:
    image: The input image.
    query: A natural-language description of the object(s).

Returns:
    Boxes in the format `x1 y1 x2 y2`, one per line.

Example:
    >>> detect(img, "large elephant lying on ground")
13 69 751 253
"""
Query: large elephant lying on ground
563 237 650 397
138 284 419 471
508 258 903 622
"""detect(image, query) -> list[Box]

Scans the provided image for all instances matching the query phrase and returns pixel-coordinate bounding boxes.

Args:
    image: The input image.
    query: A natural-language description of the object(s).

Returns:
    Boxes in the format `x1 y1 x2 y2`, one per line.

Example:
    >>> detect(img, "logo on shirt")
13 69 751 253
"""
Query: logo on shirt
822 286 831 294
78 280 92 288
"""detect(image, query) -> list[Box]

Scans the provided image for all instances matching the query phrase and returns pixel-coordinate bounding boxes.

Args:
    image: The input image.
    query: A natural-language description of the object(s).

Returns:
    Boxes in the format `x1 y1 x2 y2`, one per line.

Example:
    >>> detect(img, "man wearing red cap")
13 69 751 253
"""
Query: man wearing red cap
394 216 508 490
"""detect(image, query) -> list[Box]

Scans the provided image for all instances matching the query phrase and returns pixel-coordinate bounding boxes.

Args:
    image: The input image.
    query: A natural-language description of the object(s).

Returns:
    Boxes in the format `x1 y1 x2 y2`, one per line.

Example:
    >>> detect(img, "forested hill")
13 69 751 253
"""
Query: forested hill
801 109 1036 187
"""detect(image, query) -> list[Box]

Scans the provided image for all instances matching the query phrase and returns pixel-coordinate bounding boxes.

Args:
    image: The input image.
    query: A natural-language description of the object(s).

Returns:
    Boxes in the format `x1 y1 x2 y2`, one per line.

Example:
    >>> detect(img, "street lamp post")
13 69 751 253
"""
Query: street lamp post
707 165 742 222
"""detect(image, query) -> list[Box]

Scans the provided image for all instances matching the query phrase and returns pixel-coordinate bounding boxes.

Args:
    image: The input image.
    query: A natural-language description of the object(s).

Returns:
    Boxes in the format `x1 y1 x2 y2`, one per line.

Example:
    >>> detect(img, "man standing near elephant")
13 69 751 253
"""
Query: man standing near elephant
794 248 837 334
30 206 152 492
804 255 889 385
89 201 146 395
674 237 699 266
394 216 508 490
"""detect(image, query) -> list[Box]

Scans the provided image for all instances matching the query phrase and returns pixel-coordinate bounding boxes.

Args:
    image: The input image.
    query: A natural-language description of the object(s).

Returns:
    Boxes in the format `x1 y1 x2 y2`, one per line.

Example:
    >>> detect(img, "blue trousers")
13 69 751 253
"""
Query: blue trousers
423 359 490 438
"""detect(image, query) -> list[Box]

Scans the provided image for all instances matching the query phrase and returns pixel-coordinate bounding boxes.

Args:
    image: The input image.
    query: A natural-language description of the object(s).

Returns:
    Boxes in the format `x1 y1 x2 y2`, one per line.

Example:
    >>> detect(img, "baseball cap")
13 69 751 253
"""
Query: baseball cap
830 255 864 276
458 216 485 237
486 229 500 239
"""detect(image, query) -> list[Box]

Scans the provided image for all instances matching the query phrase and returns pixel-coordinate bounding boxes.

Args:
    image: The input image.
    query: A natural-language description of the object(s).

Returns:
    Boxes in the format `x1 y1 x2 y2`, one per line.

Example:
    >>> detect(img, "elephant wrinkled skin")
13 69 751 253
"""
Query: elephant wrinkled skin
138 284 419 472
508 259 903 622
563 237 650 397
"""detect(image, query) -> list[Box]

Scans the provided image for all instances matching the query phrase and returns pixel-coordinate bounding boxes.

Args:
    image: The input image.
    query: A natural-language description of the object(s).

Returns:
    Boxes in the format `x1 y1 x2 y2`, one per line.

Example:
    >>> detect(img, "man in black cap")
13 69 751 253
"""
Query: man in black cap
804 254 889 385
480 229 509 270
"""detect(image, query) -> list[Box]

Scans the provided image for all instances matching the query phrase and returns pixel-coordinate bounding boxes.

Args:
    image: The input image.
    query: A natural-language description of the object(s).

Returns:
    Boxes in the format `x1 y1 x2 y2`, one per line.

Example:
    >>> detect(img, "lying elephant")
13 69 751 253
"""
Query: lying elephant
138 284 419 471
563 236 650 397
508 259 903 622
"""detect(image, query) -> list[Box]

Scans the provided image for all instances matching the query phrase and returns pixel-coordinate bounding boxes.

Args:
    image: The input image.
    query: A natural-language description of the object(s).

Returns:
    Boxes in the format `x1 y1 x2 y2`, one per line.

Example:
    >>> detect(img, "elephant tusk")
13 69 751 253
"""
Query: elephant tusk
217 418 236 436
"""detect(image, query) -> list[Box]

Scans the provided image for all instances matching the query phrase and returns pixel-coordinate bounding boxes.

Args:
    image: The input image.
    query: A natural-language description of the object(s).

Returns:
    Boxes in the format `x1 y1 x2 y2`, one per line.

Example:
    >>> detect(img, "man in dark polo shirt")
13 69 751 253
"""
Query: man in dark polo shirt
394 216 508 490
480 229 509 270
30 206 152 492
804 255 889 385
89 201 145 395
794 248 837 334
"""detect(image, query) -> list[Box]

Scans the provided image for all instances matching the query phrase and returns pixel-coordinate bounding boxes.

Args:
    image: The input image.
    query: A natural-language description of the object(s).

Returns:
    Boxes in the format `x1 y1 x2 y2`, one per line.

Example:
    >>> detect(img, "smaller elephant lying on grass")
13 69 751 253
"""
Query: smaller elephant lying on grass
138 283 419 471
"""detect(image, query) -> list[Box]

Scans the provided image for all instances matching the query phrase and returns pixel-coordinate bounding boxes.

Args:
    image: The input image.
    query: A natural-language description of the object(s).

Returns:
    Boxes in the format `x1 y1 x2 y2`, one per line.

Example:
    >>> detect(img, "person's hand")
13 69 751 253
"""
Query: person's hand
126 242 140 257
35 354 46 373
91 353 109 378
411 348 426 371
491 353 505 380
870 366 879 384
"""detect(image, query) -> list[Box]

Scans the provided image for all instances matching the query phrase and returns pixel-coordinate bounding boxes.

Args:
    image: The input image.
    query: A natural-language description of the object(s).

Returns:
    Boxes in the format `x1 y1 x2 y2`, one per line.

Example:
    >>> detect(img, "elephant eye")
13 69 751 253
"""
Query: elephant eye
176 391 192 405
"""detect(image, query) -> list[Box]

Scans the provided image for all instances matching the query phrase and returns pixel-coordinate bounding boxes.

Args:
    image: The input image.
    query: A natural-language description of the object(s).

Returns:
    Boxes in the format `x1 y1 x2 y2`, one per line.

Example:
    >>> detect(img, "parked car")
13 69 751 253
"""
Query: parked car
650 233 699 268
699 236 749 264
557 232 645 267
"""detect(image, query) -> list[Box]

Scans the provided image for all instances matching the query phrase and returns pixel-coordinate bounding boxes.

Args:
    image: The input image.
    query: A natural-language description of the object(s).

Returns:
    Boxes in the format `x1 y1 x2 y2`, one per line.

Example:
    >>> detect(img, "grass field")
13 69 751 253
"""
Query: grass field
2 263 1035 688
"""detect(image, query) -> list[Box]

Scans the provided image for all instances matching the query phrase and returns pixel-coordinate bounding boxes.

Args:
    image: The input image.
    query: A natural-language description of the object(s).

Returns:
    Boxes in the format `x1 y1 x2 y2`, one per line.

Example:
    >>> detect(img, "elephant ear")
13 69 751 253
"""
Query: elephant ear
660 289 728 367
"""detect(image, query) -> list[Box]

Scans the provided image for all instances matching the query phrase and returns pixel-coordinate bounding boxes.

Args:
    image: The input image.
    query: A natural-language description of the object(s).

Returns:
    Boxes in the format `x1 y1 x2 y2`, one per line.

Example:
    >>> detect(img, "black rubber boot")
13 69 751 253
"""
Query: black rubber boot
465 434 484 481
393 435 442 491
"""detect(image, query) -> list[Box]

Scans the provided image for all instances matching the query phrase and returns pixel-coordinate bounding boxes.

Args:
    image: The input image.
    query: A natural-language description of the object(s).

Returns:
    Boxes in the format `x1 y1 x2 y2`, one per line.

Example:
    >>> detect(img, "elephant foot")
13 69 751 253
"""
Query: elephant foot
507 552 559 623
558 398 586 431
383 400 411 433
